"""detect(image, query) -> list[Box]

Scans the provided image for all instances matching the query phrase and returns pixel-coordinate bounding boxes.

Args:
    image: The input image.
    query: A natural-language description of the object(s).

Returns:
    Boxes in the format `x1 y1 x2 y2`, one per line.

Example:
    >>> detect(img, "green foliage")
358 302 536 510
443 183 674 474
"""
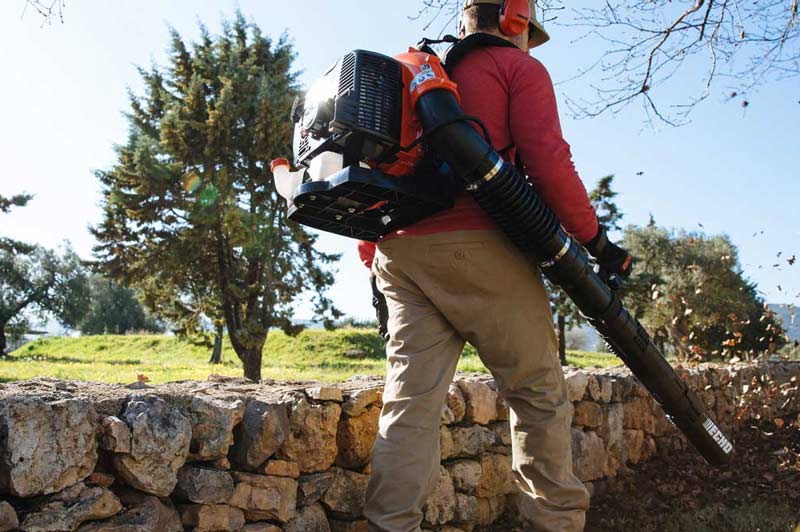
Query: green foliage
0 193 32 214
91 13 339 380
0 194 90 353
80 275 163 335
0 193 35 255
0 331 620 384
622 225 786 360
588 175 624 232
0 245 90 353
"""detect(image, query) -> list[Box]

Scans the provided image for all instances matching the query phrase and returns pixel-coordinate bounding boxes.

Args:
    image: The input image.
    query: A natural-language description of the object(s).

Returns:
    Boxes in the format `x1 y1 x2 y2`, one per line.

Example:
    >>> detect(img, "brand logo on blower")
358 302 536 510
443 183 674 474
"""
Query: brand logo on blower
702 418 733 453
410 63 436 92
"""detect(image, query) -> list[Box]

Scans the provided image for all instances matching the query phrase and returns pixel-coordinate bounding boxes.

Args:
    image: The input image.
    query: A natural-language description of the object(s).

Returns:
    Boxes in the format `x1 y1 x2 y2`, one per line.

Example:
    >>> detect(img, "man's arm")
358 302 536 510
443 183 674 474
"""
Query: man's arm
508 56 598 244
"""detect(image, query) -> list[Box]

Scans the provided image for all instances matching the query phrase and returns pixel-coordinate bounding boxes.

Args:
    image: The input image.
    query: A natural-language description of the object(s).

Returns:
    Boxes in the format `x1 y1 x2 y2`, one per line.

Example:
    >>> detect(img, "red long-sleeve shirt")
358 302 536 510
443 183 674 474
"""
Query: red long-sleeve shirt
358 45 597 269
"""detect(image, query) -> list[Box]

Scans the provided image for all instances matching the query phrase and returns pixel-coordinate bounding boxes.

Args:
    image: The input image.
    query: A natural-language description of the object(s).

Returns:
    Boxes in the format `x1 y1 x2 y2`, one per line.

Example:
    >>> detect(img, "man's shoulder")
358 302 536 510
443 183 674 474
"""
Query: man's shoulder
482 47 550 77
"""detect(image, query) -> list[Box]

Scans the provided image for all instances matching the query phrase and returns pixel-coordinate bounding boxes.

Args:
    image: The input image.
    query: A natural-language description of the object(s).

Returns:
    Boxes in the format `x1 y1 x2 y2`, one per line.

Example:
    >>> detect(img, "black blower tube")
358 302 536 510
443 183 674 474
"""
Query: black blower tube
415 90 734 465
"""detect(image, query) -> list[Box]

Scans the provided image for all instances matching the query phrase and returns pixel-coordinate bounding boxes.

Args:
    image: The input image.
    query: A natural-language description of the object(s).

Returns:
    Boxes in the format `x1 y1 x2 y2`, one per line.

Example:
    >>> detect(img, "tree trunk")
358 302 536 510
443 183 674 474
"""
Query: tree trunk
0 323 6 355
240 348 262 382
208 325 223 364
557 314 567 366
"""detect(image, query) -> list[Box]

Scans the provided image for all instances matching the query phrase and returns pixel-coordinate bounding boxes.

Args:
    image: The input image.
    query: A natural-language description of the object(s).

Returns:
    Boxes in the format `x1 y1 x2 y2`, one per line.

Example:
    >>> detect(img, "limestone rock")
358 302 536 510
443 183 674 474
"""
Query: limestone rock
112 395 191 497
284 502 331 532
280 397 341 473
0 501 18 532
187 396 245 462
307 386 343 402
298 471 336 506
321 467 369 518
100 416 131 454
476 495 505 526
445 384 466 425
609 376 630 402
329 520 368 532
453 493 478 523
589 375 613 403
180 504 245 532
229 472 297 522
174 465 234 504
457 380 498 425
450 425 496 457
565 371 589 402
623 397 655 434
20 482 122 532
440 427 454 461
229 399 289 471
211 457 231 470
86 473 115 489
242 524 282 532
492 421 512 447
342 387 382 417
336 405 380 469
495 395 510 421
651 403 677 437
422 466 456 526
441 403 456 425
262 459 300 479
476 454 514 497
586 376 601 403
599 403 624 451
571 429 607 482
445 460 482 494
622 429 645 464
0 396 98 497
642 435 658 462
572 401 603 428
76 495 181 532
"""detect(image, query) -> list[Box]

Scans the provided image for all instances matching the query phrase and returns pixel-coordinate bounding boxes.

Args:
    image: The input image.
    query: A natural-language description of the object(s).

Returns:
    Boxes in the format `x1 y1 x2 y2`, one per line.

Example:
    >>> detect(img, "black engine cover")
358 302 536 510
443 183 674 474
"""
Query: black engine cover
287 165 458 242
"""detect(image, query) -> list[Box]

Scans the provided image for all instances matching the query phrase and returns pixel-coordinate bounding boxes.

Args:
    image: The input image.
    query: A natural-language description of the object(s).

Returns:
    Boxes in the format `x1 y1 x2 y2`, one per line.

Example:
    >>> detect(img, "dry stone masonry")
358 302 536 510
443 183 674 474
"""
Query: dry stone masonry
0 361 798 531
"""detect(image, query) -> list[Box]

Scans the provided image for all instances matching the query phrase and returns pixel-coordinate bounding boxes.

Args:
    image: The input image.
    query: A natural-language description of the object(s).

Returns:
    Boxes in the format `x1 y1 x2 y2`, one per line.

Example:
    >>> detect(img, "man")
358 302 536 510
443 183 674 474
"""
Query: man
360 1 631 530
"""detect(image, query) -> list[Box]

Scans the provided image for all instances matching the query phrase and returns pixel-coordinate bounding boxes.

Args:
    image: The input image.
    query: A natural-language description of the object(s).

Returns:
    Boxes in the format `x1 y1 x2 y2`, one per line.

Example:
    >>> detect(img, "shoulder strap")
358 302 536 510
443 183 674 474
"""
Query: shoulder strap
442 32 519 76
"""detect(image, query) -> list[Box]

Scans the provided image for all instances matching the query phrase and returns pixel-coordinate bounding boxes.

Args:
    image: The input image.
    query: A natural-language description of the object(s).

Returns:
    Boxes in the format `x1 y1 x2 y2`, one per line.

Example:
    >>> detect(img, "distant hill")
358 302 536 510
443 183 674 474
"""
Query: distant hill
769 304 799 341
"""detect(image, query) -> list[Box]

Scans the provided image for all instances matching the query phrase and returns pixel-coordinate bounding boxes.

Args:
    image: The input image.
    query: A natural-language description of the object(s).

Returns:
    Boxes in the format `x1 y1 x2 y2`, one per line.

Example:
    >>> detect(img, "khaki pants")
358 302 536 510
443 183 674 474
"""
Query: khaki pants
364 230 589 532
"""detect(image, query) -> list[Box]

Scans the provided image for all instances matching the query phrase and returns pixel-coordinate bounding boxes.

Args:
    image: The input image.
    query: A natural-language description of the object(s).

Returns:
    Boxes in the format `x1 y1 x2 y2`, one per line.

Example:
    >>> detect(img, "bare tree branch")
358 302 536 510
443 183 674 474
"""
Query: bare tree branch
21 0 65 26
416 0 799 125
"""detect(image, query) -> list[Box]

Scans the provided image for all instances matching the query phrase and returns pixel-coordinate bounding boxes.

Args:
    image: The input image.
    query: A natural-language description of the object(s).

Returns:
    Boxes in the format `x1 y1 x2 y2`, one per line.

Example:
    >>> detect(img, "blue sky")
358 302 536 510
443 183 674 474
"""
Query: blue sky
1 0 797 321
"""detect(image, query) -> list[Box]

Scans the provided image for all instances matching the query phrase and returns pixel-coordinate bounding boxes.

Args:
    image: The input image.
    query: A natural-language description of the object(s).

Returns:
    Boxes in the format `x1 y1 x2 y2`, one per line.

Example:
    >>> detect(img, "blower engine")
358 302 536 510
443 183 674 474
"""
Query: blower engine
273 50 461 242
272 48 734 465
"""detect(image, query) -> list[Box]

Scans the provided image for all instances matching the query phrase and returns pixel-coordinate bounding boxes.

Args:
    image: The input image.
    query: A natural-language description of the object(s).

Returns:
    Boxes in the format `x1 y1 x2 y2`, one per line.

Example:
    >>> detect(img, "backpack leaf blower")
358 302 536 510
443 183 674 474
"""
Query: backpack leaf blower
271 49 734 465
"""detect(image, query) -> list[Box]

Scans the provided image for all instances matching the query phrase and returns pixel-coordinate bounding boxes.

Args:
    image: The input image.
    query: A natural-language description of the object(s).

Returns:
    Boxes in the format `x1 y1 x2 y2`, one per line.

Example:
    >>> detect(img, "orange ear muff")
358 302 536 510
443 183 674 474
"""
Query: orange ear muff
499 0 531 37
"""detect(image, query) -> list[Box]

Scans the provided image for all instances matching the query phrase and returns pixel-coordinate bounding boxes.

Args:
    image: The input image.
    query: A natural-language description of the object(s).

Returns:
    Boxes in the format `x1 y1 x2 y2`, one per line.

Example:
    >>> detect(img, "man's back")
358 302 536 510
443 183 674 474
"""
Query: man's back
391 42 597 244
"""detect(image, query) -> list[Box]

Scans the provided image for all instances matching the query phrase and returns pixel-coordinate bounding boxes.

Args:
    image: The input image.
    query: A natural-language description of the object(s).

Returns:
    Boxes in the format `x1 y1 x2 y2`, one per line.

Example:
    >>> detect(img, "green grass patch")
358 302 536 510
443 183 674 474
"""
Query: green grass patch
1 330 621 384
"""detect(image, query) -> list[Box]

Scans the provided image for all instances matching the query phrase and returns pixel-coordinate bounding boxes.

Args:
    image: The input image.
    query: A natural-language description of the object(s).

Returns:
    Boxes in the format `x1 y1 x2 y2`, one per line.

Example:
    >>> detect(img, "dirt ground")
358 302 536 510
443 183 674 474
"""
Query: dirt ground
493 413 800 532
586 413 800 532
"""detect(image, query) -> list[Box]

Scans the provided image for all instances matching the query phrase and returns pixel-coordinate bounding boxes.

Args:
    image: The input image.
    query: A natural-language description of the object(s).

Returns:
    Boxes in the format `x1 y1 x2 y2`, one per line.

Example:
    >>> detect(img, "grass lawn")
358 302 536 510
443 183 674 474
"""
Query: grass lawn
0 330 621 384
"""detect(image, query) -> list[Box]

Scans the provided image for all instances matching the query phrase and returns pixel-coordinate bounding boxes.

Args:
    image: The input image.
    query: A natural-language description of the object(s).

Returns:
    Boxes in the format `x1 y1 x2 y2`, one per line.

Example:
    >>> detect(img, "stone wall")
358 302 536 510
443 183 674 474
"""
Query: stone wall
0 360 798 532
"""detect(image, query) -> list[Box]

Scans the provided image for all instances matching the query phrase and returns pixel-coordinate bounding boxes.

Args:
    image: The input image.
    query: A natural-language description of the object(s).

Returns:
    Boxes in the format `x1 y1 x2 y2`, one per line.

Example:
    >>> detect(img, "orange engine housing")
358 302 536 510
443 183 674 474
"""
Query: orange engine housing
377 48 460 177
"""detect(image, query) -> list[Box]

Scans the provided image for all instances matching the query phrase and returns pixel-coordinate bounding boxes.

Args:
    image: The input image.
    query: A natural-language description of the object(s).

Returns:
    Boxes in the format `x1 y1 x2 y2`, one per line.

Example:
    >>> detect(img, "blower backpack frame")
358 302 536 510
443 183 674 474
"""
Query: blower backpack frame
272 48 734 465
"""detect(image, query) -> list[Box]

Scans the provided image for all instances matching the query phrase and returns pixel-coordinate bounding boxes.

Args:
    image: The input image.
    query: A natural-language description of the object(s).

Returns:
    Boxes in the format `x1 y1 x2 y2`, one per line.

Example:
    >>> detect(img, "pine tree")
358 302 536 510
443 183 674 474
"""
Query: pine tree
91 14 340 380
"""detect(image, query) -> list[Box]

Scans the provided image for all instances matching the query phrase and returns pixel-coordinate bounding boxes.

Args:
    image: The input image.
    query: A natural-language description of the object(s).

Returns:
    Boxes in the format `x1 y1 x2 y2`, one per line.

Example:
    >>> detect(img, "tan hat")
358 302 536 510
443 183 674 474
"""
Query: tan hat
463 0 550 48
